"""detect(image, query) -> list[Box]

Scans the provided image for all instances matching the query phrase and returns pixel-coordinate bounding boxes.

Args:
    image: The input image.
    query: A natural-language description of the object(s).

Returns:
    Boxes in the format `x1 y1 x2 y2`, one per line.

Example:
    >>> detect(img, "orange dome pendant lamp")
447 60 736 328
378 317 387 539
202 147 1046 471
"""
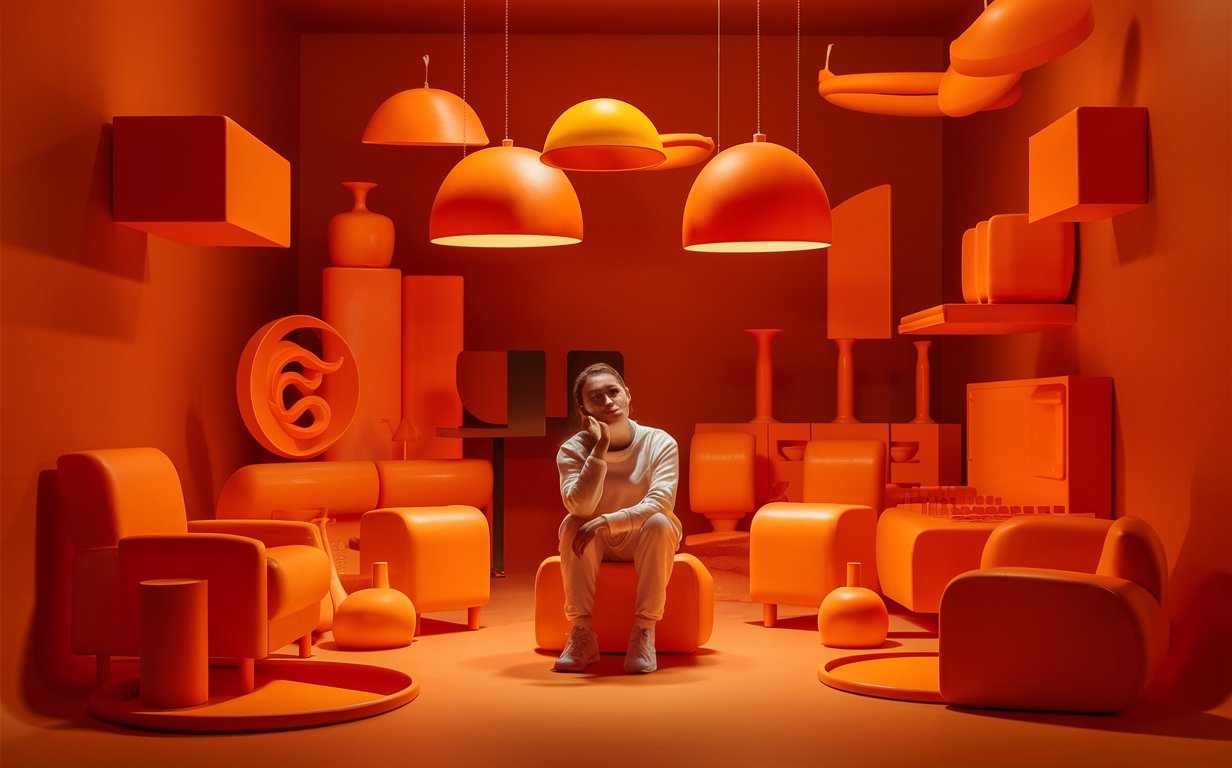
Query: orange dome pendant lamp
428 0 582 247
540 98 666 171
683 134 831 252
363 55 489 147
429 139 582 247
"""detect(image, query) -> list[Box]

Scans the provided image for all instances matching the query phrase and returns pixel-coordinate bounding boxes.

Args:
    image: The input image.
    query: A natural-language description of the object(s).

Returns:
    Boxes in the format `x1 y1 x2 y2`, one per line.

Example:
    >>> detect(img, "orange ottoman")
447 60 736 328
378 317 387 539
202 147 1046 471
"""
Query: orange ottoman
750 502 879 627
361 506 490 629
534 554 714 653
875 506 1001 613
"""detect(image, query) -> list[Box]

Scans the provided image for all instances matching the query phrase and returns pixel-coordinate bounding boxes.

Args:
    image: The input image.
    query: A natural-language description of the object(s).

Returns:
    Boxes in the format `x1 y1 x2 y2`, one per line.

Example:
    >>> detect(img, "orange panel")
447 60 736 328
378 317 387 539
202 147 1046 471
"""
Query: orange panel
768 422 813 503
112 116 290 247
456 351 508 425
402 276 464 459
827 185 892 340
1028 106 1149 224
985 213 1075 303
897 303 1077 335
323 268 402 461
960 227 979 304
696 422 770 503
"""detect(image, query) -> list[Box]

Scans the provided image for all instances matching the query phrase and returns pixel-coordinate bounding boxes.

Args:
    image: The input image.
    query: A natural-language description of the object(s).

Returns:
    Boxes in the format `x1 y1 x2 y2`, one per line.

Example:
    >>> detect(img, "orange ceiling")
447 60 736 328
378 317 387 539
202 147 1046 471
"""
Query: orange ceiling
274 0 983 37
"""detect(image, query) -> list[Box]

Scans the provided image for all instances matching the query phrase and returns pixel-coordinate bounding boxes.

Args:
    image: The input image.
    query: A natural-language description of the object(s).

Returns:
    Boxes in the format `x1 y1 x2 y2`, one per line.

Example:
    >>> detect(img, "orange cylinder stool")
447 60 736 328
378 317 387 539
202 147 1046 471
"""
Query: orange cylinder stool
360 506 490 630
140 578 209 708
534 554 714 653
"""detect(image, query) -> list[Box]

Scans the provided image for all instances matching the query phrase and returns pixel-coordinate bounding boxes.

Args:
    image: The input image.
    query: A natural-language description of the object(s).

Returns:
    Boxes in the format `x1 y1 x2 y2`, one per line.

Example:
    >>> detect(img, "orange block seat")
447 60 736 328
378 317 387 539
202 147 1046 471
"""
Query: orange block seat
534 555 714 653
874 506 1001 613
361 506 491 629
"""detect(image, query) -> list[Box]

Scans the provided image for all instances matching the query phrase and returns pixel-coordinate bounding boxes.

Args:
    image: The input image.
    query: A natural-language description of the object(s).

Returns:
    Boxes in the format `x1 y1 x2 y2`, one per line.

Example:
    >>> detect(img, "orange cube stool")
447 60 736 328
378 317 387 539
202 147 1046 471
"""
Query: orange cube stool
361 506 490 630
534 554 714 653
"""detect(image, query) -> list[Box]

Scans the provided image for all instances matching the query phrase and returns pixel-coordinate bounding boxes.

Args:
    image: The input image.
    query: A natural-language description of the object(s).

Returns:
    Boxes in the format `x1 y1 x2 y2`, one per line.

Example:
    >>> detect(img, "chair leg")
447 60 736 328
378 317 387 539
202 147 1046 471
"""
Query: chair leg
238 658 255 694
298 634 312 657
763 603 778 628
96 654 111 687
467 606 482 631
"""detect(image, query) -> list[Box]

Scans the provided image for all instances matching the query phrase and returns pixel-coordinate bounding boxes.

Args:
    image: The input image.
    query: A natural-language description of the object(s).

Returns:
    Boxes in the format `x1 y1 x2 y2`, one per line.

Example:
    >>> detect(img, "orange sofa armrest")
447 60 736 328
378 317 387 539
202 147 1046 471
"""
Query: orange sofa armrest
940 567 1168 713
189 518 322 549
118 533 268 659
375 459 494 510
979 516 1111 570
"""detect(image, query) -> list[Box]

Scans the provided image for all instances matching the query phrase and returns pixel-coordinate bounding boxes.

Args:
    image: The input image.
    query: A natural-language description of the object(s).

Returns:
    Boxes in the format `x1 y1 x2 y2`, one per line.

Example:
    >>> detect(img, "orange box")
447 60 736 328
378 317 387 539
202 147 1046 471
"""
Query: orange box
1028 106 1148 224
768 422 812 502
985 214 1074 303
112 115 290 246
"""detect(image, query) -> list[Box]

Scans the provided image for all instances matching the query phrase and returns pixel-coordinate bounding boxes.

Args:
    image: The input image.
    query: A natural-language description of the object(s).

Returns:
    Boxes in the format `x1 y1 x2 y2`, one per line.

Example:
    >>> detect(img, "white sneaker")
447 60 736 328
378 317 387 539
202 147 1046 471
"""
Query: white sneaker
623 625 657 674
552 624 600 672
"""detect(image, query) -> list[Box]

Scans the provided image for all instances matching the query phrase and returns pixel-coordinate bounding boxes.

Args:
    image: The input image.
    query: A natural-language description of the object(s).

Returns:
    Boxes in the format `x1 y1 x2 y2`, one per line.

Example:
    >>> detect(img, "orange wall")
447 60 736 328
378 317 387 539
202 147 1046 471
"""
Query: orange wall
939 0 1231 707
1 0 300 719
298 32 946 525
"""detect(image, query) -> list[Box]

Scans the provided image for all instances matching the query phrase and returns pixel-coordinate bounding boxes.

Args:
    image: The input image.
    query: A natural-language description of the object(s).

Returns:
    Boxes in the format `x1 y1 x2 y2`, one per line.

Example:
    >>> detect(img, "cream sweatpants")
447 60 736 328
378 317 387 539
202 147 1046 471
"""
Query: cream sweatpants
558 512 680 623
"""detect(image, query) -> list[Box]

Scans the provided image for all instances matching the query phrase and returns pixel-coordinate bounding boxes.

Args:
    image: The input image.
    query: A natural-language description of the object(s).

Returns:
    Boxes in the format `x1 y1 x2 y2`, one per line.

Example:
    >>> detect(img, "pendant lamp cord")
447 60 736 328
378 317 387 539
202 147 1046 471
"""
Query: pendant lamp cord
462 0 468 155
505 0 510 141
796 0 800 154
755 0 761 135
716 0 721 152
423 54 430 88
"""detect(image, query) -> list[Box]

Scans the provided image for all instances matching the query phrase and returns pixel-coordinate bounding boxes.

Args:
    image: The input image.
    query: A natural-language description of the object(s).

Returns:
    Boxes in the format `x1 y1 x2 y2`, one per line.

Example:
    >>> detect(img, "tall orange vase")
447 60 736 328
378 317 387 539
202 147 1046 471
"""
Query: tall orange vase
327 181 395 268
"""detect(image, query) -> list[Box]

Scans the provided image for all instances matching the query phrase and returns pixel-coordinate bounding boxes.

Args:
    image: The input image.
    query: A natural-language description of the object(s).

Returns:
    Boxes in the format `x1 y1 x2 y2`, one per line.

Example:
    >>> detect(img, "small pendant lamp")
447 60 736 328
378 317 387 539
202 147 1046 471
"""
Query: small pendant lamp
363 27 488 146
682 0 831 252
428 0 582 247
540 98 666 171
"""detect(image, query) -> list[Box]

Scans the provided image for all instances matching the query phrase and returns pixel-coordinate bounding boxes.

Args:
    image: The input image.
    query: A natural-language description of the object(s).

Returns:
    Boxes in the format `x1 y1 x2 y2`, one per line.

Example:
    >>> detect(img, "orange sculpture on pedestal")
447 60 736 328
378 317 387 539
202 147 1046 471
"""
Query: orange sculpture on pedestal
817 562 888 649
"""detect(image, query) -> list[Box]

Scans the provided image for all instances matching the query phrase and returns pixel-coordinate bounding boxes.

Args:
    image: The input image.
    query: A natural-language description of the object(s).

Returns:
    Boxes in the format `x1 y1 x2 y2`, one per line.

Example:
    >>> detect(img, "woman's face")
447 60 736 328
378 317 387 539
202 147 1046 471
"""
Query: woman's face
579 373 631 424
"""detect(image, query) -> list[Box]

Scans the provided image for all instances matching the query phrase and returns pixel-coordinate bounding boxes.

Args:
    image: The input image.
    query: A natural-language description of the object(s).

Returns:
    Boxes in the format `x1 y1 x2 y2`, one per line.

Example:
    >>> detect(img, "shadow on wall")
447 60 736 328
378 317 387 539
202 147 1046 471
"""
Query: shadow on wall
21 471 97 723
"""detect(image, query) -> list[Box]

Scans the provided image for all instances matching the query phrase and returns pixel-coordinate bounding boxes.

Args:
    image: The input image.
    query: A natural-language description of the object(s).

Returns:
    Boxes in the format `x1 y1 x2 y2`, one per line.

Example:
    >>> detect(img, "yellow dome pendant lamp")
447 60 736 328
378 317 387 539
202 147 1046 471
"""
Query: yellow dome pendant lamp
428 0 582 247
683 0 831 252
540 98 666 171
363 54 489 147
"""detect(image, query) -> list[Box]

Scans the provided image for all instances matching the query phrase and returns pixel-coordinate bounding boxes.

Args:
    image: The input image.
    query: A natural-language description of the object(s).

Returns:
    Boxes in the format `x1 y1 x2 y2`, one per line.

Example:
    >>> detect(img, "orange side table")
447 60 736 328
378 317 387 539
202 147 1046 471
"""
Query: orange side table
140 578 209 708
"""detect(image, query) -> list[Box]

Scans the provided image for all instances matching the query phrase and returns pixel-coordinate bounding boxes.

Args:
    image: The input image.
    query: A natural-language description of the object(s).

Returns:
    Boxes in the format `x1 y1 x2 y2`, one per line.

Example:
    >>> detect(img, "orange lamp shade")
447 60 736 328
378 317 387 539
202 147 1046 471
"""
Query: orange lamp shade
950 0 1095 77
112 115 290 247
540 98 666 171
362 87 489 147
682 134 832 252
430 140 583 247
938 67 1022 118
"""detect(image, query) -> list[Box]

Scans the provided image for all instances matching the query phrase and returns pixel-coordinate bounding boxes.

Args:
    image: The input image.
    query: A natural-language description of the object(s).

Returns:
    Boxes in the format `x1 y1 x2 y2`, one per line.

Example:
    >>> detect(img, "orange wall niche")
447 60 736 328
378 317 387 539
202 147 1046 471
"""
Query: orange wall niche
1 0 301 724
938 0 1231 710
298 32 946 540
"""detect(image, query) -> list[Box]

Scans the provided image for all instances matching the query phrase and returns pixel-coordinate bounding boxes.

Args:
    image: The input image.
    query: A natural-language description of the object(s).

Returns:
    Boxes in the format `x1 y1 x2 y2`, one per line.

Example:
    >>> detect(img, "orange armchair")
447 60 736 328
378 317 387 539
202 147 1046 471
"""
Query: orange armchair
58 448 330 692
940 516 1170 713
750 439 885 627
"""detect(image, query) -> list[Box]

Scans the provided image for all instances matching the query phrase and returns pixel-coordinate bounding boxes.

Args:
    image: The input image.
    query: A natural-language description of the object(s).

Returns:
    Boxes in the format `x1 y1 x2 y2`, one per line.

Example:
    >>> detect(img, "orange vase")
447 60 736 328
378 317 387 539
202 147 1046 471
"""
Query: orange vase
332 561 417 650
817 562 888 649
327 181 395 268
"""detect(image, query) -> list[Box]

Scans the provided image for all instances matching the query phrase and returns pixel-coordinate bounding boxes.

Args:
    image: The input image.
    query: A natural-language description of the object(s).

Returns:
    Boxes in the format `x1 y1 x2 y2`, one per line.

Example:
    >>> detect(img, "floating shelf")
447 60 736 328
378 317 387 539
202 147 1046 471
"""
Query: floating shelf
898 303 1076 335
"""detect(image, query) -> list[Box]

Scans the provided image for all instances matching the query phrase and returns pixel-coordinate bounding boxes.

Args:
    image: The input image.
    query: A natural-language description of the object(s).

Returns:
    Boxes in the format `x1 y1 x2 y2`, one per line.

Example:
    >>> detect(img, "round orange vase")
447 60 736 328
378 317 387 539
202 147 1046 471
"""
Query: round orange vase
332 562 416 650
818 562 888 649
327 182 395 267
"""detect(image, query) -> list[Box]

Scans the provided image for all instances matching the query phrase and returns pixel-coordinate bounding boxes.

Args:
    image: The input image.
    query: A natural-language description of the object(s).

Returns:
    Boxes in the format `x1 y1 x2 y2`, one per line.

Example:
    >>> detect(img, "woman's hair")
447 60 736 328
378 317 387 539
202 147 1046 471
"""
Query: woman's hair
572 363 628 425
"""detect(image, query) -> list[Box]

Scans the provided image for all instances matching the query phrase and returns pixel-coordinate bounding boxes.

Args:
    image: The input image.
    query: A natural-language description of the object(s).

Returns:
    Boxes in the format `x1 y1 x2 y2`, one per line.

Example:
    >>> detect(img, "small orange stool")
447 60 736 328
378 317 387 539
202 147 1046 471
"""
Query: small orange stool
360 506 490 630
534 554 714 653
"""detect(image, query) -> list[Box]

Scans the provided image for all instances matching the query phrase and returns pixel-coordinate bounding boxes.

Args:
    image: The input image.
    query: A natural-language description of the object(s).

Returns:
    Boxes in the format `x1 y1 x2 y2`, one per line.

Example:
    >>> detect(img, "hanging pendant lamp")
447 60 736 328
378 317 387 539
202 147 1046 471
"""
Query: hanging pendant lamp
682 0 831 252
683 133 831 251
540 98 666 171
363 48 488 146
430 140 582 247
428 0 581 247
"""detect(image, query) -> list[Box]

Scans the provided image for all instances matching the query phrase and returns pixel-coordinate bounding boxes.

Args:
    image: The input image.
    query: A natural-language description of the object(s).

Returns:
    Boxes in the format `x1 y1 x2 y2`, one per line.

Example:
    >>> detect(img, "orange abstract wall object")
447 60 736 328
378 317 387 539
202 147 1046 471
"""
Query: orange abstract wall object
827 185 893 340
950 0 1095 78
982 213 1075 303
402 276 464 459
1028 106 1148 223
323 268 402 460
236 315 360 460
937 67 1022 118
112 115 290 247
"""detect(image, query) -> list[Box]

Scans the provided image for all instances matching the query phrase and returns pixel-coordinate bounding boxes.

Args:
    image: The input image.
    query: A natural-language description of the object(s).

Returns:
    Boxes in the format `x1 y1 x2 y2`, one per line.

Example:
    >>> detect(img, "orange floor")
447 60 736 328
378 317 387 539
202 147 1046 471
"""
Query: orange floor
3 505 1230 768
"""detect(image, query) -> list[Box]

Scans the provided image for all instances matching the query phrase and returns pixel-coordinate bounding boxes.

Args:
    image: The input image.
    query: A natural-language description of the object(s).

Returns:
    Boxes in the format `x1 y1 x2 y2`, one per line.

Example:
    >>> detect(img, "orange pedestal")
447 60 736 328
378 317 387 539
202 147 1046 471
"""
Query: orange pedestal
112 115 290 247
1028 106 1148 224
534 555 714 653
140 578 208 709
323 268 402 461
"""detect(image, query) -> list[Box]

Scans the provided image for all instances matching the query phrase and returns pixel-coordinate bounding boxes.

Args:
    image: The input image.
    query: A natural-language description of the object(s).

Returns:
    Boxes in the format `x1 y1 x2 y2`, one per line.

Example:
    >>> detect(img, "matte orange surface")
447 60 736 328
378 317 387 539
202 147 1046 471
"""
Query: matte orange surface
112 115 291 247
402 276 464 459
984 213 1075 303
897 302 1078 334
323 267 403 461
827 185 892 340
1028 106 1149 223
950 0 1095 77
940 516 1169 713
139 578 209 708
533 555 714 653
